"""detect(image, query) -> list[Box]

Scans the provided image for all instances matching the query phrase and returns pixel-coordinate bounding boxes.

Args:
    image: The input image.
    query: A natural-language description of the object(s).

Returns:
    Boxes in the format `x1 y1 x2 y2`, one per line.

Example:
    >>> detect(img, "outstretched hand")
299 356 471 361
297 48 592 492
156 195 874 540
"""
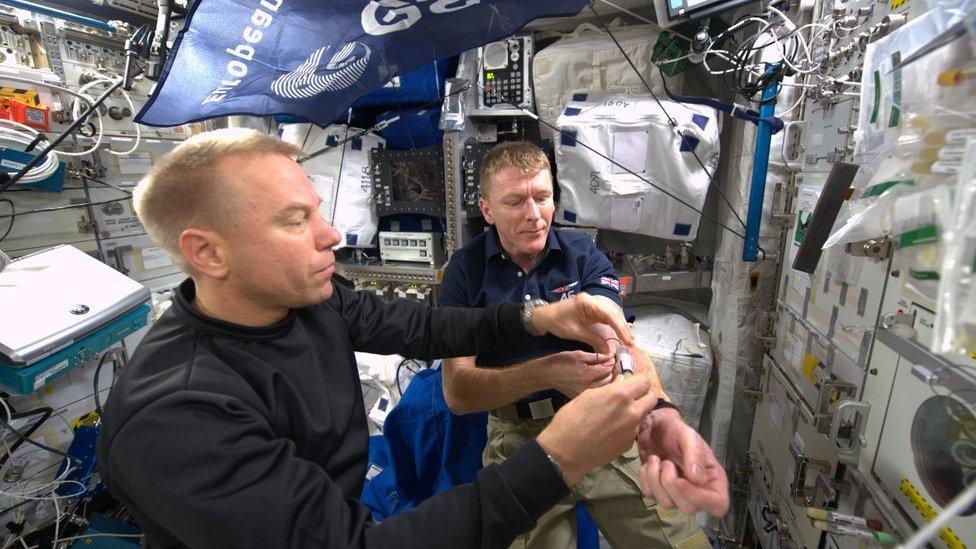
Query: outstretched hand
636 408 729 517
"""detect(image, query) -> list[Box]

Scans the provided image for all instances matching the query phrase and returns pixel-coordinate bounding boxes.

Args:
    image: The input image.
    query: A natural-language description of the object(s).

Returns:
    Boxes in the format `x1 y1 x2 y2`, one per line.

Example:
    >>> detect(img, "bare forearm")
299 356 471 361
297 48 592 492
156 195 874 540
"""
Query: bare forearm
443 356 551 414
634 348 670 402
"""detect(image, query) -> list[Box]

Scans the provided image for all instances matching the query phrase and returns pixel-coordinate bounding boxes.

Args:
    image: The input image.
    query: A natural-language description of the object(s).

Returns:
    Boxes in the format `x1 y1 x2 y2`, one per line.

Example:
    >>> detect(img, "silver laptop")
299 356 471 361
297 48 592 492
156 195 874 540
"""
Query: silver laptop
0 245 152 366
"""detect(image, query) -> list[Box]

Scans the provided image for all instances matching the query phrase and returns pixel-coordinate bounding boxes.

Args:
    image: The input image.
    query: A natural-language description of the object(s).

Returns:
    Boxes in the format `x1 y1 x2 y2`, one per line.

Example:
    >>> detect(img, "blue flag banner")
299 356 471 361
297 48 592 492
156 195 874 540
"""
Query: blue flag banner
137 0 588 127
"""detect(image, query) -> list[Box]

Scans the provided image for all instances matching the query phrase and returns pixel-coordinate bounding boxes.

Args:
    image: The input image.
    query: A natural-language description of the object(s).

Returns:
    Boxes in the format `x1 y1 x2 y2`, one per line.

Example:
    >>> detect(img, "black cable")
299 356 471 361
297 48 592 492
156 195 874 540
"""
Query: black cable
329 123 350 227
0 195 133 222
93 350 114 416
642 303 711 331
82 176 133 197
0 406 52 466
395 358 426 397
0 79 127 193
299 124 314 151
586 2 750 235
531 113 747 240
299 83 470 164
0 412 77 464
470 64 746 239
0 198 12 242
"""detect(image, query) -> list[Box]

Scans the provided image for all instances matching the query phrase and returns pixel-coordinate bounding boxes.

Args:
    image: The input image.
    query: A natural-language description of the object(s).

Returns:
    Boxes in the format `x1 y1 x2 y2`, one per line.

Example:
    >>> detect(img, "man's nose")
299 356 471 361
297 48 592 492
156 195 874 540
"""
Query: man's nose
314 215 341 249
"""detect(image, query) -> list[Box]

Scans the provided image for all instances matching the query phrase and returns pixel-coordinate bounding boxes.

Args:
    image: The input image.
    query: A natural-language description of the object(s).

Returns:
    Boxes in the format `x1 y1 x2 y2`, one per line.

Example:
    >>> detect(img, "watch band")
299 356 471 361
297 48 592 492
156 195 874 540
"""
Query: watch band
521 299 548 337
652 400 680 414
546 453 568 485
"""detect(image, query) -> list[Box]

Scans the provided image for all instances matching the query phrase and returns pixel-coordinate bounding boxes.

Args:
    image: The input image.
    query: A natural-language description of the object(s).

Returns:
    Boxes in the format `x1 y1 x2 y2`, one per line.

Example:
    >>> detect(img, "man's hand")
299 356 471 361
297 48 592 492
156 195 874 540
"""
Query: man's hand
636 408 729 517
536 375 657 486
544 350 614 398
532 294 634 354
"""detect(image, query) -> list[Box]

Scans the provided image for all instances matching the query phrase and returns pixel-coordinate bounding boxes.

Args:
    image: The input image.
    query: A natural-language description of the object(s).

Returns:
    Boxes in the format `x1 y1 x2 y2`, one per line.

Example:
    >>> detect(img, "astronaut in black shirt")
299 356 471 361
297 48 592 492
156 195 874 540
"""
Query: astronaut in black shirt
97 129 676 548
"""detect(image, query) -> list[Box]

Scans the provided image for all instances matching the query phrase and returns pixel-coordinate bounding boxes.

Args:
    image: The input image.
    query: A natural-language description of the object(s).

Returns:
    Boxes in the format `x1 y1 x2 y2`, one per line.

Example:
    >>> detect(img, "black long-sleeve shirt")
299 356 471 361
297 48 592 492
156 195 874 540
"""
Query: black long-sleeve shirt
96 279 569 548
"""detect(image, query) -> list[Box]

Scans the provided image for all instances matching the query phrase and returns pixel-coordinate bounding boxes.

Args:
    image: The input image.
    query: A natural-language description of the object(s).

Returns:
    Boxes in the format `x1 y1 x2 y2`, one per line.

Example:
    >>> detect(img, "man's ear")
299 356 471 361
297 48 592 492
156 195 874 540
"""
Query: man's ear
179 228 229 280
479 196 494 225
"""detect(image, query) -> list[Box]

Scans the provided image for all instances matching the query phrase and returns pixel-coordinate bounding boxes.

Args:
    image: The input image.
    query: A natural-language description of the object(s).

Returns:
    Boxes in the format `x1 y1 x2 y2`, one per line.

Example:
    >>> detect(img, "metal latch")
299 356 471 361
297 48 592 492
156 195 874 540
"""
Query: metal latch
789 440 831 505
828 399 871 464
844 237 892 260
814 377 857 433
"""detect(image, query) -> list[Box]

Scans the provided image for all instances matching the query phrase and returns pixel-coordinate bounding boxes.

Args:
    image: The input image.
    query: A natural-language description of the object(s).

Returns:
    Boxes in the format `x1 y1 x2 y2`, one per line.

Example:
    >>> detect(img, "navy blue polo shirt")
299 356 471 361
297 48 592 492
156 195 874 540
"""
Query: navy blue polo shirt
438 227 621 372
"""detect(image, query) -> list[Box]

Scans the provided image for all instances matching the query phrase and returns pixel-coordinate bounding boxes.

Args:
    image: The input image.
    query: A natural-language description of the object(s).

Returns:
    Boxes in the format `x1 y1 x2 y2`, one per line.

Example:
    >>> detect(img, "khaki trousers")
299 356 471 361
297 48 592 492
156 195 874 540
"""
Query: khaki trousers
484 415 710 549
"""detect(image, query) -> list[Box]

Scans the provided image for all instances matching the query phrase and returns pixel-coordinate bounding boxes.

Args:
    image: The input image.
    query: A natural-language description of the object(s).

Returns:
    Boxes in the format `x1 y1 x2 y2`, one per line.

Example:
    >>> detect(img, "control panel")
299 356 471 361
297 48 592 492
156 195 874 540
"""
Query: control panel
478 36 533 110
379 231 445 266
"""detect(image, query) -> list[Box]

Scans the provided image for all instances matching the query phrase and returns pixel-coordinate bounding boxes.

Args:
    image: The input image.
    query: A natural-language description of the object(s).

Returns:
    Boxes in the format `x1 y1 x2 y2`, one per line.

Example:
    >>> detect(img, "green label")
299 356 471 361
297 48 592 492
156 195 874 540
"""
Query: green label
871 70 882 124
908 269 940 281
862 179 914 198
889 52 902 128
899 225 939 248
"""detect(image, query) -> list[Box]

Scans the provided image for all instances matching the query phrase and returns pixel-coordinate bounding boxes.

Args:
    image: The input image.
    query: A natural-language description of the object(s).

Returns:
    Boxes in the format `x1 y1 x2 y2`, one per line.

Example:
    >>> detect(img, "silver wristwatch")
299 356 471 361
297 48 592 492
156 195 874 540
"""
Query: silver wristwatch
521 298 549 337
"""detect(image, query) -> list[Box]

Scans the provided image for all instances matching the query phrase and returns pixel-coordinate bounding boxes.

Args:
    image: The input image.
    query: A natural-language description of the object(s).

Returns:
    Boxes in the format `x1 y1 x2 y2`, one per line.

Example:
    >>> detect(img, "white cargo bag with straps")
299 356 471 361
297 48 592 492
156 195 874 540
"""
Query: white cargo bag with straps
280 124 385 249
553 91 720 240
532 23 673 125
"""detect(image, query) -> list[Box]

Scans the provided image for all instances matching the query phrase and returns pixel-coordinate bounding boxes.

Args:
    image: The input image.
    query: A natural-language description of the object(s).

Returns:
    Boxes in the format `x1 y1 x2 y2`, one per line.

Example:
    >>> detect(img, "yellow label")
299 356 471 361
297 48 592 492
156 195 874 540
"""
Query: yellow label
891 0 909 8
0 87 39 105
71 410 100 429
901 478 966 548
801 353 820 385
940 528 965 549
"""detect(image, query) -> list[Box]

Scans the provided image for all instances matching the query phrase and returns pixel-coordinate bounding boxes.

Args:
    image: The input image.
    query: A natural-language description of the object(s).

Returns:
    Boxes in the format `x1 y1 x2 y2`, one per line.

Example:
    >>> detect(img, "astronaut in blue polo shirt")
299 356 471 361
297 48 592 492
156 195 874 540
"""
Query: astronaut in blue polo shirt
439 142 725 548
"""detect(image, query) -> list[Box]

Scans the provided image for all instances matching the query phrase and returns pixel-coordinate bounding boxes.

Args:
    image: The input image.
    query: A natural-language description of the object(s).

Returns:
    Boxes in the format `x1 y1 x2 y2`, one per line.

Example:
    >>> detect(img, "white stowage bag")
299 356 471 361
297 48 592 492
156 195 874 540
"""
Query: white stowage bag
279 124 385 249
554 91 720 240
629 304 713 430
532 23 672 125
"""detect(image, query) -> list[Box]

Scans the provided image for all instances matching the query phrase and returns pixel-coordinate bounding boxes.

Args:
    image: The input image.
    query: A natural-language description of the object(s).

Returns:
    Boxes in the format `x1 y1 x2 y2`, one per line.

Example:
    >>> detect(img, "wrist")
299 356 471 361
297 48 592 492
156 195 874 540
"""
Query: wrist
649 404 682 423
522 299 549 337
536 430 585 486
527 355 559 393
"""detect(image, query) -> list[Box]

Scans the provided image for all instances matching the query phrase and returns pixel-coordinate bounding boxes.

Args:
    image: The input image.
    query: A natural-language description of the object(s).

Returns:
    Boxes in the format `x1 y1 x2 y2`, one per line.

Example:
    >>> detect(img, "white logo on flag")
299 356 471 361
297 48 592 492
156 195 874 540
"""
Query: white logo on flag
271 42 372 100
361 0 481 36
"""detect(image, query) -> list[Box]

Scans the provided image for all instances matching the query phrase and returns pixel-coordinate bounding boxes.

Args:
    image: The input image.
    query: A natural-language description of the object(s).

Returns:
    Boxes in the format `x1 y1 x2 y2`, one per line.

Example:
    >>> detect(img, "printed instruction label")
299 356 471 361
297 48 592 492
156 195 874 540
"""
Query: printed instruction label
141 246 174 270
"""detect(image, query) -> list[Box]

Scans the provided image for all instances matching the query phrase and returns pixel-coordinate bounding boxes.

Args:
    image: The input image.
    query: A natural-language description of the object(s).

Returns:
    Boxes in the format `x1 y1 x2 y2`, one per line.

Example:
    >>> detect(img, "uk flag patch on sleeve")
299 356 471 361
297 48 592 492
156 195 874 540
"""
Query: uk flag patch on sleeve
600 276 621 291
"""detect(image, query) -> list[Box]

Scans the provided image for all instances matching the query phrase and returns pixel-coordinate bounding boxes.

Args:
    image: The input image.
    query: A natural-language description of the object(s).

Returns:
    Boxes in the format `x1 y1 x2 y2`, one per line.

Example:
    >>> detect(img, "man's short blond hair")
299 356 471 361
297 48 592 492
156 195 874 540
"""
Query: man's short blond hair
133 128 303 270
478 141 551 200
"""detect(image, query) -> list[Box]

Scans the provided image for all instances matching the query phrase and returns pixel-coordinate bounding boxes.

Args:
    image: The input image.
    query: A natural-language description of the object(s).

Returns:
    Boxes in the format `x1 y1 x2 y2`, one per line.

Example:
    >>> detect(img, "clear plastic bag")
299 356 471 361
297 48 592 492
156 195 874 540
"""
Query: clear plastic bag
890 184 955 303
934 139 976 358
823 149 918 249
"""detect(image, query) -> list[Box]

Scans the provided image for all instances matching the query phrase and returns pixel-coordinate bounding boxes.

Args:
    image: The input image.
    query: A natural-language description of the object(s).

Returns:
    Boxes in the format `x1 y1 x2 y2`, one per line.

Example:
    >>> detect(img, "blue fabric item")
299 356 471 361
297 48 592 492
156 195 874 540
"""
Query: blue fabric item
439 227 621 400
572 93 588 101
346 233 358 246
136 0 589 127
361 368 487 521
679 135 700 152
661 75 784 134
576 503 600 549
691 113 709 130
353 60 448 108
564 107 581 116
368 435 391 469
560 129 578 147
673 223 692 236
377 107 443 149
564 210 577 223
0 148 64 192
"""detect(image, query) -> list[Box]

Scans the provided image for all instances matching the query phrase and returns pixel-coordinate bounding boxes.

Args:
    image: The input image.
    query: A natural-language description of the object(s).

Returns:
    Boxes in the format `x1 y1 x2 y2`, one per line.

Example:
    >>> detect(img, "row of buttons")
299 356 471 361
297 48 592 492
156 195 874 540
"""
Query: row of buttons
384 239 426 247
